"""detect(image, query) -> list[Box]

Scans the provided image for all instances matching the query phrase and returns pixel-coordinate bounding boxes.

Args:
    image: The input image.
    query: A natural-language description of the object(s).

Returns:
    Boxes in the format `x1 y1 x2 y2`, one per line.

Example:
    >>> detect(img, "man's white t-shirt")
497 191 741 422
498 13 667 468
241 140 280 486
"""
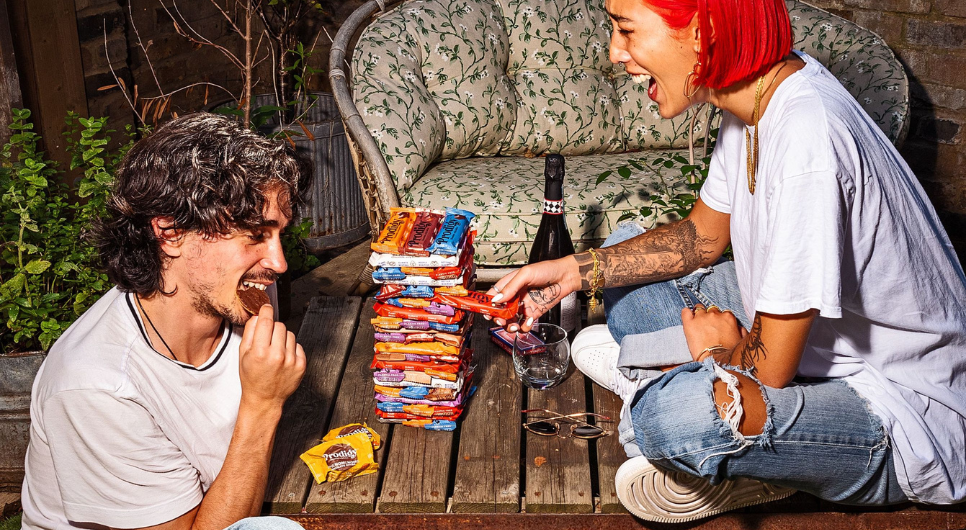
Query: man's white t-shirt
21 288 243 530
700 51 966 504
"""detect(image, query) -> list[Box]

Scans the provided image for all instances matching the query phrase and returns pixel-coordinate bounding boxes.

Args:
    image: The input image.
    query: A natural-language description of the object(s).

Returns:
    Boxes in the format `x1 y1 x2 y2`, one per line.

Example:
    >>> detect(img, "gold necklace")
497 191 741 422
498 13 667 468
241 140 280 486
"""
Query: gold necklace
745 61 789 194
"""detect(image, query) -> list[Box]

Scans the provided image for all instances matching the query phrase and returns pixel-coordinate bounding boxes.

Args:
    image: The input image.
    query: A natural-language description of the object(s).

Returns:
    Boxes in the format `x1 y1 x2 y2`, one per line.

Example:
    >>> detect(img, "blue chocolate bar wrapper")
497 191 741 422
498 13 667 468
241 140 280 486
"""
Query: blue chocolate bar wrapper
427 207 475 256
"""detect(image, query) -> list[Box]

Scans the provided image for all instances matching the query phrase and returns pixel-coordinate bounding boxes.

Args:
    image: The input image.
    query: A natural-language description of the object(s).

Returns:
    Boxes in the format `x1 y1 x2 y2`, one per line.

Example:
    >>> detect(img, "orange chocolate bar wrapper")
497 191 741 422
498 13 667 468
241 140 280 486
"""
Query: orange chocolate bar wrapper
424 368 458 381
371 207 417 254
434 285 469 297
373 341 460 356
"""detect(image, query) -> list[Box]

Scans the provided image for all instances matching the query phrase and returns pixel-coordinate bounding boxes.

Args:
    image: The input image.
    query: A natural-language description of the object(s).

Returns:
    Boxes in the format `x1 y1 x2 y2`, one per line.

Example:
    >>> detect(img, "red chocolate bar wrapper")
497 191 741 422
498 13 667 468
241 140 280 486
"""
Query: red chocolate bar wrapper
375 284 407 301
370 358 462 373
433 291 520 320
404 211 443 257
373 302 464 325
372 207 417 254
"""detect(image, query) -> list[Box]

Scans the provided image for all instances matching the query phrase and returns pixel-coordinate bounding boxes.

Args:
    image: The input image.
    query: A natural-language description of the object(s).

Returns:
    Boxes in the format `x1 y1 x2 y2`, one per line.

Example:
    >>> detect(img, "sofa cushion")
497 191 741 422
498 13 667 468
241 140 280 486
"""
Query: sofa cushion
403 152 694 265
352 0 704 192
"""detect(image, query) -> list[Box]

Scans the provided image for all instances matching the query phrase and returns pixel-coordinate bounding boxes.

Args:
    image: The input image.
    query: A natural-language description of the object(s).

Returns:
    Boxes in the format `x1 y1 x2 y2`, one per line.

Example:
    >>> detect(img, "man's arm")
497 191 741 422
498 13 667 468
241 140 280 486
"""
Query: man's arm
574 199 731 289
118 305 304 530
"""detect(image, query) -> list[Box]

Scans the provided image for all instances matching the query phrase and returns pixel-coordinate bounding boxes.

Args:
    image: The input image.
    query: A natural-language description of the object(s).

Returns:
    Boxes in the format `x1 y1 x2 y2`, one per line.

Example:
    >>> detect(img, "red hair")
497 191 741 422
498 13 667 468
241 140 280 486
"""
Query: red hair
644 0 793 89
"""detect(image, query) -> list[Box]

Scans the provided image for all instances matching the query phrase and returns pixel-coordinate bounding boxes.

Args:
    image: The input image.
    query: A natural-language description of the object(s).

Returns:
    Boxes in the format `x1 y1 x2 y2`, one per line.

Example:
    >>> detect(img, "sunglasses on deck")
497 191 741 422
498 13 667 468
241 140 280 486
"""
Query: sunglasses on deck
522 409 613 440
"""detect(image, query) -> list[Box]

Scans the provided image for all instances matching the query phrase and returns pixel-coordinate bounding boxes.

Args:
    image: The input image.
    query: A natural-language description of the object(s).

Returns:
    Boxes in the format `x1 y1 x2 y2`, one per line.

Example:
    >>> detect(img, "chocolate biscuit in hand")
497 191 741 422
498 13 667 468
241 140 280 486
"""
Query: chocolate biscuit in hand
238 284 271 315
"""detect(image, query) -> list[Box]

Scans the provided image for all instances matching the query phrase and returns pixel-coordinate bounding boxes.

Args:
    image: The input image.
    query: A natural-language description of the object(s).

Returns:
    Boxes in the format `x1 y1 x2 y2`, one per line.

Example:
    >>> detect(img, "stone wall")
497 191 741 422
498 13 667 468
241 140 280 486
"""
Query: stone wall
802 0 966 257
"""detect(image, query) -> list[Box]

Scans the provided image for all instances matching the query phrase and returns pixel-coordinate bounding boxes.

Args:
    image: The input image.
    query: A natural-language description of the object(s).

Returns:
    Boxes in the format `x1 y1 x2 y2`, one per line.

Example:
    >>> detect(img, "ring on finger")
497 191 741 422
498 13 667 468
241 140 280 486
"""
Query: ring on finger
492 285 502 294
706 305 720 312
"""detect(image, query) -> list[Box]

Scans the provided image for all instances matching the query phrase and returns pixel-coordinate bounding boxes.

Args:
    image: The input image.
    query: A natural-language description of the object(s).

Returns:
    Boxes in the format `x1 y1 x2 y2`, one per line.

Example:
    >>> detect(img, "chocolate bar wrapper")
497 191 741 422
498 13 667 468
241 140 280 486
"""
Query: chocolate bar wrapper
373 302 464 325
488 326 546 354
375 408 462 421
372 373 464 391
433 291 520 320
404 210 443 256
373 393 466 408
375 418 458 431
375 284 435 301
368 231 475 269
373 341 461 357
383 298 457 317
371 207 417 254
376 402 463 418
427 207 475 256
372 267 407 282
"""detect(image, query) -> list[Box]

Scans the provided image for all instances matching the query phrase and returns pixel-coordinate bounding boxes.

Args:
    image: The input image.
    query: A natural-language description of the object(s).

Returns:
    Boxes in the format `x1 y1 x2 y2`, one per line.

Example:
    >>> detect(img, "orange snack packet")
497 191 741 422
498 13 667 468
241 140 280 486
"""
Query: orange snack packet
300 432 377 484
322 422 382 450
371 208 417 254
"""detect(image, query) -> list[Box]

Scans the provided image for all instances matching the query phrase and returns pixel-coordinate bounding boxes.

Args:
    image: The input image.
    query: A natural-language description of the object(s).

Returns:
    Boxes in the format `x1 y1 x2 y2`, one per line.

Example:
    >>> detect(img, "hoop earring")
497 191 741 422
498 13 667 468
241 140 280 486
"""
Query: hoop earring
683 60 701 98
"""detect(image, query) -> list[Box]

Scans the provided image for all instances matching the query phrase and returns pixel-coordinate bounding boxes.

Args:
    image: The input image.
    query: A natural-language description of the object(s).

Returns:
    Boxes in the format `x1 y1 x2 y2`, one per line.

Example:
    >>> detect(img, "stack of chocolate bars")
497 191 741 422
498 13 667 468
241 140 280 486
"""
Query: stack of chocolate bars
368 207 478 431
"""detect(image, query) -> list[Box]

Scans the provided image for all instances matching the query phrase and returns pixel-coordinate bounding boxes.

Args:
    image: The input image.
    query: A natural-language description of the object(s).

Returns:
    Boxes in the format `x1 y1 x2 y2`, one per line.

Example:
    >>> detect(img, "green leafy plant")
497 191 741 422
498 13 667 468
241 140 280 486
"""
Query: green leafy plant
597 125 719 223
282 218 321 276
0 110 134 353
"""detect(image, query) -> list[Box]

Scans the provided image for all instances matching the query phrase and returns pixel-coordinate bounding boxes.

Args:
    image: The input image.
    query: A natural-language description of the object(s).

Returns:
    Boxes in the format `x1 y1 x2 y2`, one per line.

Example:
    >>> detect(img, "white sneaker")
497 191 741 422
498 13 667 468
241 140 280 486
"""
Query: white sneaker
571 324 648 402
615 456 796 522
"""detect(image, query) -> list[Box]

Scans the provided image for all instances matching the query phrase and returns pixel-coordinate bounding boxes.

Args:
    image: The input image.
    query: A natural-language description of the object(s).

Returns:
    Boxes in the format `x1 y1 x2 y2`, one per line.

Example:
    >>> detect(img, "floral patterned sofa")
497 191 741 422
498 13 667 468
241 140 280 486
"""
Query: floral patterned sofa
330 0 909 270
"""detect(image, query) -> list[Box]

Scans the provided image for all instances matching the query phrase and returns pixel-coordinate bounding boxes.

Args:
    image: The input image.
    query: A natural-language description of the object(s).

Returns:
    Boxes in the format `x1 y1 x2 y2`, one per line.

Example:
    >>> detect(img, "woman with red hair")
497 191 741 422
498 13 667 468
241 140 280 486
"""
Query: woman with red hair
490 0 966 522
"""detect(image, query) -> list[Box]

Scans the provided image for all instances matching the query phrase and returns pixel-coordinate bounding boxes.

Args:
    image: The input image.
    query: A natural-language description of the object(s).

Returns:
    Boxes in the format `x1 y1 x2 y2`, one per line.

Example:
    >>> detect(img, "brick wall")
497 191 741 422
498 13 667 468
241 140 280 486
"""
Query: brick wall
806 0 966 258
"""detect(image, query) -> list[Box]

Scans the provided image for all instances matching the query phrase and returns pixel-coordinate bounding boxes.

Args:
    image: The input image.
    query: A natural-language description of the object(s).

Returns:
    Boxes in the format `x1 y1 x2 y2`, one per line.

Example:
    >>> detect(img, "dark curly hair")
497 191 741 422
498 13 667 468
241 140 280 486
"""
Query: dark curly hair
92 112 311 295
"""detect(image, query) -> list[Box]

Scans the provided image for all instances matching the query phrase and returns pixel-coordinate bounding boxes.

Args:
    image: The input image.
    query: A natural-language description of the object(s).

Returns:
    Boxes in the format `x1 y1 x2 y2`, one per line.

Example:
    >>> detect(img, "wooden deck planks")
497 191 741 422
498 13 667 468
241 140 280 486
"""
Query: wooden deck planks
264 296 363 514
304 300 391 513
592 384 628 513
377 425 454 512
524 368 594 514
450 322 523 513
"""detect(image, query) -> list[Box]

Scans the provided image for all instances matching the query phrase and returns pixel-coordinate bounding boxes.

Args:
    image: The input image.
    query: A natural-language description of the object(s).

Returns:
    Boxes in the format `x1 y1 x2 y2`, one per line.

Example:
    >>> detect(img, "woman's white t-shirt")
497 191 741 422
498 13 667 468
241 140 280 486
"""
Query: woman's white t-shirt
701 51 966 504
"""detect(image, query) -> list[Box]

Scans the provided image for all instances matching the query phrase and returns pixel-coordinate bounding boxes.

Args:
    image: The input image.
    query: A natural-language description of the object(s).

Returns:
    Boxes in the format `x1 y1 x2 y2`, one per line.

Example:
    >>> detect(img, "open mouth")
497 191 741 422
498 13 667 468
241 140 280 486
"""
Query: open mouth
237 281 271 315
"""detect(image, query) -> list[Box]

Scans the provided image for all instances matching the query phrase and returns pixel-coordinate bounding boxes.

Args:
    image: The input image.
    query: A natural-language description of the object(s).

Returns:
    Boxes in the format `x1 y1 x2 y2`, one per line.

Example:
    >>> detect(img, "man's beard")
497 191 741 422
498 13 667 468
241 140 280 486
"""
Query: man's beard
194 289 249 326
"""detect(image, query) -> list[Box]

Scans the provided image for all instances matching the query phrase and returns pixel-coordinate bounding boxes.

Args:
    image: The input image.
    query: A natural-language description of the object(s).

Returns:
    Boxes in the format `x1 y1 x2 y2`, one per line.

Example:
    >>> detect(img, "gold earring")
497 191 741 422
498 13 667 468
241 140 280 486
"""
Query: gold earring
684 60 701 98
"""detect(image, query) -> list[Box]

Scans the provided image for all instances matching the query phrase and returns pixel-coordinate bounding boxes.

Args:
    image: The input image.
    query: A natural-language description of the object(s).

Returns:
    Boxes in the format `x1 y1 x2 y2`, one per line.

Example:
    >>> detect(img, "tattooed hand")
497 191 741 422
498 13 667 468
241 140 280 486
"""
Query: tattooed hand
486 258 581 332
681 303 747 364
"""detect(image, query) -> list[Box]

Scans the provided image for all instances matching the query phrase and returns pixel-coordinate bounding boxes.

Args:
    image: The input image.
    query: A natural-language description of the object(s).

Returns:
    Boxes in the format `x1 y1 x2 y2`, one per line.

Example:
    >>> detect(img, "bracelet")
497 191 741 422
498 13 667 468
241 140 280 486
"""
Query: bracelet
697 344 727 362
587 248 604 310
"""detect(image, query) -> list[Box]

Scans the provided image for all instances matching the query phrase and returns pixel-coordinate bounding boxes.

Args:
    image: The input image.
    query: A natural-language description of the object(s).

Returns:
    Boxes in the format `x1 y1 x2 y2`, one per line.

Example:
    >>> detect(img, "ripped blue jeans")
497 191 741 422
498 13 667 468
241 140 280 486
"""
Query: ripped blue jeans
602 222 907 505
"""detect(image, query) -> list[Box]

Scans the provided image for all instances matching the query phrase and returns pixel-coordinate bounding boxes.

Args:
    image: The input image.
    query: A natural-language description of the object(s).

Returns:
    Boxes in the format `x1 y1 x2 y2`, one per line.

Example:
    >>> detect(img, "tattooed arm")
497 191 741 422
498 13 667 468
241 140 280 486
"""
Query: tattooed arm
682 307 817 388
488 199 731 332
573 198 731 290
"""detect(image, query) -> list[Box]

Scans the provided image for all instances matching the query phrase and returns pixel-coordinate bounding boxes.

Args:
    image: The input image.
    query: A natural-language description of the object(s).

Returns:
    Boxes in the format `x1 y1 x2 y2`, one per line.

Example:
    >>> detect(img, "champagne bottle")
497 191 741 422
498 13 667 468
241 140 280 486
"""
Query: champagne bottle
528 154 578 333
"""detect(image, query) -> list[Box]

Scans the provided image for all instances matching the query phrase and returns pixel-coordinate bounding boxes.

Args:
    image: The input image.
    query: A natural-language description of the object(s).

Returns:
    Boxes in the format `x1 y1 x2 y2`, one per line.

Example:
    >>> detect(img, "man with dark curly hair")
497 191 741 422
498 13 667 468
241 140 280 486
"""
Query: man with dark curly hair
21 113 311 530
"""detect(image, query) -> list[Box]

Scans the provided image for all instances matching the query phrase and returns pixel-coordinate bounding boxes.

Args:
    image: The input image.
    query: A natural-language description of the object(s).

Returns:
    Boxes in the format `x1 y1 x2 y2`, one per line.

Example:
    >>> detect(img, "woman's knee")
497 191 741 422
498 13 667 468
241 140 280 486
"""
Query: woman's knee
632 363 768 461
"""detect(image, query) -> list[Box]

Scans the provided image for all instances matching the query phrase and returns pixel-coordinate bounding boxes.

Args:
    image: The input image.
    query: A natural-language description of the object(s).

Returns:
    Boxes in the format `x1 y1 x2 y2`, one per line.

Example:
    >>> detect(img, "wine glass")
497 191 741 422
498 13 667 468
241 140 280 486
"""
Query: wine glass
512 323 570 390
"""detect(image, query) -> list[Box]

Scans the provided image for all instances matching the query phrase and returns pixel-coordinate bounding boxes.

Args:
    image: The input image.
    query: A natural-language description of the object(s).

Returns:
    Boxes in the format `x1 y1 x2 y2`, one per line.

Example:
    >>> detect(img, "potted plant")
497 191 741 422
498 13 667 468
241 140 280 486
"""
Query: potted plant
0 109 133 488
